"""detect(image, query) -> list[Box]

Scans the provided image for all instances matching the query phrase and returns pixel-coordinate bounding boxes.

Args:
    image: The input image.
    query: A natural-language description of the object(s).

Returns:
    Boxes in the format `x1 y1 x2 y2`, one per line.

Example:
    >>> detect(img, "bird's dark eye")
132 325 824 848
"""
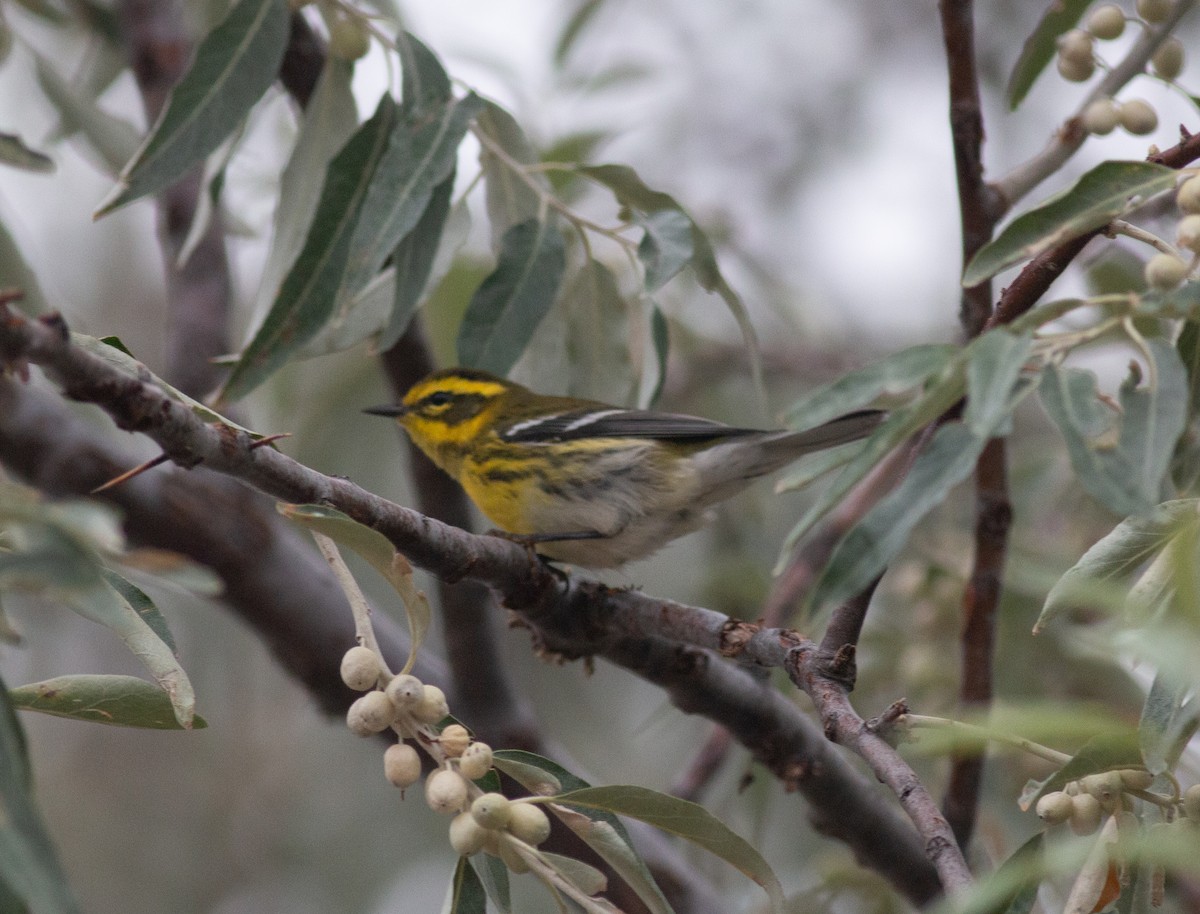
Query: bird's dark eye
425 391 453 408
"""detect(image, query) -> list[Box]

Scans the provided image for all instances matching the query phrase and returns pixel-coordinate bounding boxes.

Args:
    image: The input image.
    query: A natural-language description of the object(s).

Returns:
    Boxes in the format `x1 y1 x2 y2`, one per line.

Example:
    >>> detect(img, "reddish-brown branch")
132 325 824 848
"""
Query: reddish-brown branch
938 0 1013 848
939 0 1003 338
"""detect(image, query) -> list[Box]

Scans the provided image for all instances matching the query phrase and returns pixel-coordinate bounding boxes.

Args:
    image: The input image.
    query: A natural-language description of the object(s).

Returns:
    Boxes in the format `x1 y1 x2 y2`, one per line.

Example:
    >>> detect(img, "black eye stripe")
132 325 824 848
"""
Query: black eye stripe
423 391 453 408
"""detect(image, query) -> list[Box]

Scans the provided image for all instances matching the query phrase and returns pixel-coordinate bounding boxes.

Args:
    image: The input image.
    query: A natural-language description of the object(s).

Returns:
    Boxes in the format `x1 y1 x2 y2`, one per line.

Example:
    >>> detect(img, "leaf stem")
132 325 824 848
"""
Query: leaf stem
901 713 1072 765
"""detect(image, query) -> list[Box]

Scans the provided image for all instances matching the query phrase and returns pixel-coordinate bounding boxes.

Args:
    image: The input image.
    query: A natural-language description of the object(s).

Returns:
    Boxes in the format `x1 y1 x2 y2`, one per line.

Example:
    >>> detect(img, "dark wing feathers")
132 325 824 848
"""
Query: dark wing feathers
500 407 884 444
500 408 761 442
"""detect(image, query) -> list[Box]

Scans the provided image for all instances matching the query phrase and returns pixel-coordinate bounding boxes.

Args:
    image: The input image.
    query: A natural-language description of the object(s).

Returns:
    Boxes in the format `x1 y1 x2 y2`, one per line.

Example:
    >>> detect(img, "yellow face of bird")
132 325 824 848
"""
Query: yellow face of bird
395 370 513 474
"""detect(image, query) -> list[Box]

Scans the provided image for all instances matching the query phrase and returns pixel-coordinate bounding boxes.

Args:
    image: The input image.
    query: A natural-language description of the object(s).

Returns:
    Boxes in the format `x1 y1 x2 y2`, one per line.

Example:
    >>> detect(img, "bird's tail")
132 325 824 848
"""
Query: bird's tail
696 409 885 498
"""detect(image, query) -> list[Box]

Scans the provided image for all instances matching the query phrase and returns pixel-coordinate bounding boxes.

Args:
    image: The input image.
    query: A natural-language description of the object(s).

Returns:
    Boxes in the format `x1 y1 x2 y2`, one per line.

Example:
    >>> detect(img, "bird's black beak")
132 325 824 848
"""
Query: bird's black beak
364 404 409 417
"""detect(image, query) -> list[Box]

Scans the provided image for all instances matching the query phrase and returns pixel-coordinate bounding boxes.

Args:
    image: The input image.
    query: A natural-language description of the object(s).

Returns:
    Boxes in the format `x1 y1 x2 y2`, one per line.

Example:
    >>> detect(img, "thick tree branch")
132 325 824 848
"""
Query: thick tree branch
0 309 949 902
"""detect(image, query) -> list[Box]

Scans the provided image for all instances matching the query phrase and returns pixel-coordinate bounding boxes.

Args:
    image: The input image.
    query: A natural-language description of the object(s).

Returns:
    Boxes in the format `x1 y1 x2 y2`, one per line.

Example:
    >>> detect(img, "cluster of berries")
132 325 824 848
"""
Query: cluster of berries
340 645 552 871
1056 2 1186 136
1036 769 1200 835
1143 175 1200 290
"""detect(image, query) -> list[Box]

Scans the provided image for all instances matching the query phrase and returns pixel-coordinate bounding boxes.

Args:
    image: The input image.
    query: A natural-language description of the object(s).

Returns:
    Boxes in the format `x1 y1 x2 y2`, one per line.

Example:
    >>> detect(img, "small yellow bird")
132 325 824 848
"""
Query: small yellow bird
367 368 883 568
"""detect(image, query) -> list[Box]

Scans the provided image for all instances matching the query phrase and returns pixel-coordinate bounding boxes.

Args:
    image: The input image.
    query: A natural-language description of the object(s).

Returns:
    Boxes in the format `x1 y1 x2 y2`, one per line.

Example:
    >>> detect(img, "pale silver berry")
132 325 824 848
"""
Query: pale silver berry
1069 793 1104 835
340 646 381 691
1136 0 1174 23
412 684 450 724
1058 29 1096 65
1179 215 1200 253
1119 99 1158 135
1057 53 1096 82
1082 98 1120 135
426 768 469 814
1145 252 1188 290
1177 176 1200 214
449 811 490 856
1183 783 1200 819
471 793 513 830
1152 37 1185 80
384 742 422 789
438 724 471 758
1087 4 1126 39
507 802 552 846
385 674 424 709
1035 791 1074 825
347 690 395 736
459 742 494 780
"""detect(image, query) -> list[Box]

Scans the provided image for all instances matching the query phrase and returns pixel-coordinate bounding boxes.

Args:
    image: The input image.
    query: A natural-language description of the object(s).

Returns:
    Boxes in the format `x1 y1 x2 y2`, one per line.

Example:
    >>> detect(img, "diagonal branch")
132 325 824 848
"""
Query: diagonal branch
0 307 948 902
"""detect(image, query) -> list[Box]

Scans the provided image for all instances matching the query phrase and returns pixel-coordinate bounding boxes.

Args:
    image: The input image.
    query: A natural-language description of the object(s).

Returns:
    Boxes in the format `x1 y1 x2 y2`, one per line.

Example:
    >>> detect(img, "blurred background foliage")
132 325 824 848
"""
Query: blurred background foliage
3 0 1200 911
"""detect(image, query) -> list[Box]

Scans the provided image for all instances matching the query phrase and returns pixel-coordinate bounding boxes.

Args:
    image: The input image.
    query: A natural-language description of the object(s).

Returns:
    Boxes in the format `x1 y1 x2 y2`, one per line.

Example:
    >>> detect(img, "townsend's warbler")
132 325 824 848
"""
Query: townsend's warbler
366 369 883 568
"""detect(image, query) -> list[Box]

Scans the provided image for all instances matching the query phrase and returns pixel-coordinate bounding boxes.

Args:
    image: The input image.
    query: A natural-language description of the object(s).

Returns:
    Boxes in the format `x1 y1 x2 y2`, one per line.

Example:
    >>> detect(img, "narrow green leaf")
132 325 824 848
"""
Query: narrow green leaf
279 504 430 673
379 173 455 351
222 95 397 402
10 675 208 730
96 0 289 215
1115 338 1189 506
554 0 606 65
33 53 140 175
964 162 1177 286
1006 0 1092 109
565 259 635 404
965 330 1034 437
492 750 572 795
0 217 48 314
457 218 567 375
0 673 80 914
778 362 967 568
448 856 488 914
337 92 483 312
541 853 608 896
580 163 762 391
647 304 669 407
63 580 196 728
397 30 452 115
493 751 674 914
985 833 1045 914
785 343 958 427
0 132 54 172
249 57 358 340
1170 320 1200 490
1039 339 1189 516
553 785 783 912
0 595 20 644
476 102 542 246
467 855 511 913
100 568 177 654
637 209 694 292
1139 670 1192 773
72 333 263 438
773 442 860 494
1039 499 1200 631
810 423 986 609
